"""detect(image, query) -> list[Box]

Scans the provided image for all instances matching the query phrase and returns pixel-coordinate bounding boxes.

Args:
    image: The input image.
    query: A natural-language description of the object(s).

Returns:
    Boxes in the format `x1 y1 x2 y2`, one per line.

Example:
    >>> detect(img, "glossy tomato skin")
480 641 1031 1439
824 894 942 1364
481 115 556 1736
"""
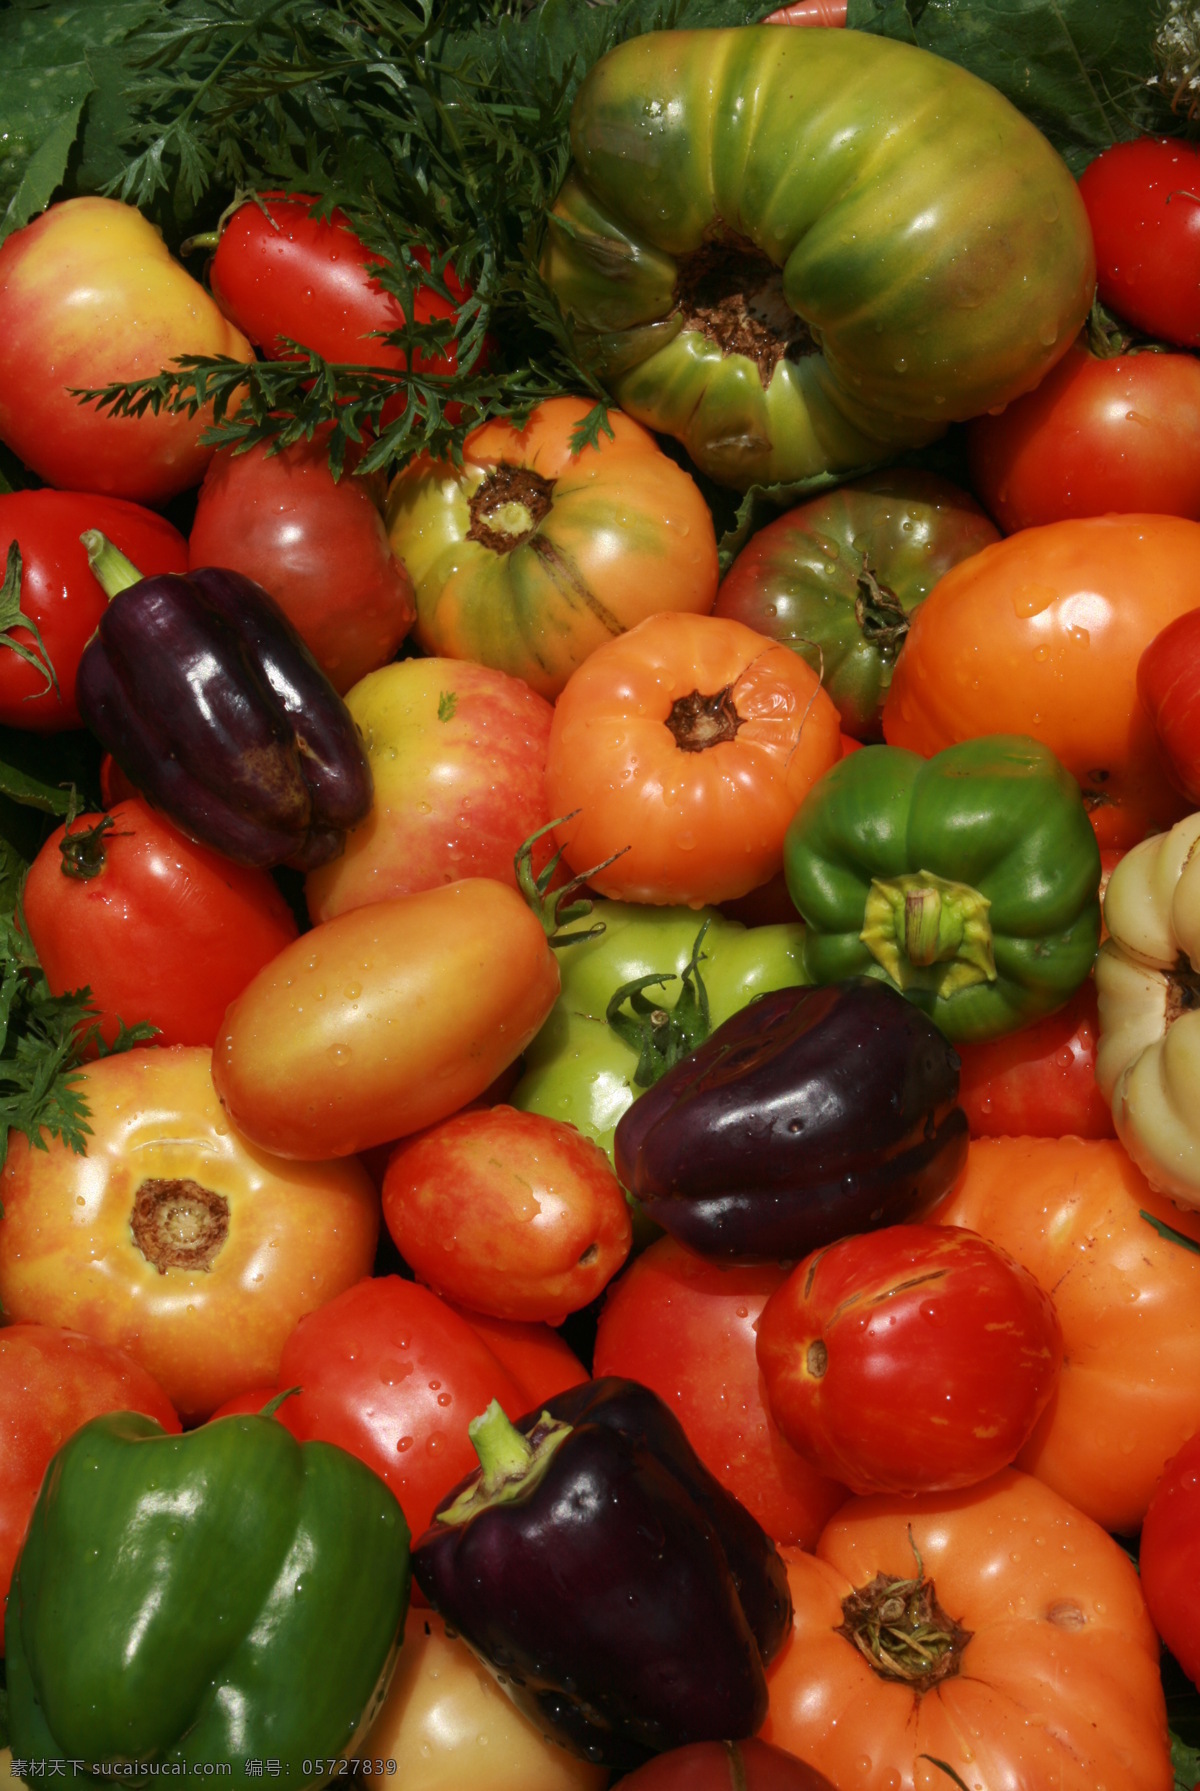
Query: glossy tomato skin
382 1106 632 1324
0 492 188 732
0 1047 379 1422
762 1471 1171 1791
23 800 298 1049
883 515 1200 848
213 879 561 1159
1139 1429 1200 1686
967 342 1200 530
0 1324 179 1650
614 1740 835 1790
548 612 842 907
209 194 462 373
930 1136 1200 1534
306 658 556 924
1138 607 1200 803
188 436 416 695
0 198 253 504
757 1225 1062 1495
593 1237 847 1548
1078 138 1200 349
955 979 1115 1139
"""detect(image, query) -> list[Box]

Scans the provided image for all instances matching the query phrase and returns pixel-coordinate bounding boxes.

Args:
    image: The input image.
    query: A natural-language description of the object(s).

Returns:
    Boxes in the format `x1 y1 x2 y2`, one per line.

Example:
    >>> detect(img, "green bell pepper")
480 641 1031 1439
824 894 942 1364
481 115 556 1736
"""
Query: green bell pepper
511 898 808 1162
6 1410 411 1787
784 735 1101 1042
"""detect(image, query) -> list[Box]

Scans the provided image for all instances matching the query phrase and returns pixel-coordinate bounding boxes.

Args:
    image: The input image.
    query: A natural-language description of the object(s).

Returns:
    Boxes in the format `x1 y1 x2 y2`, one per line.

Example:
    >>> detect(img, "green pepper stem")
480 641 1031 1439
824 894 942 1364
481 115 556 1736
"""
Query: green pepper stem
82 532 144 599
904 887 943 966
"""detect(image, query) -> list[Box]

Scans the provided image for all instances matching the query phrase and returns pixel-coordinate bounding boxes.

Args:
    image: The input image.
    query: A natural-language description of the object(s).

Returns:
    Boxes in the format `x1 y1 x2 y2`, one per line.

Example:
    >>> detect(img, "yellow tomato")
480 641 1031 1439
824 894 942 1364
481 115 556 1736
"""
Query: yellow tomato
0 1047 378 1422
0 197 254 503
213 880 561 1158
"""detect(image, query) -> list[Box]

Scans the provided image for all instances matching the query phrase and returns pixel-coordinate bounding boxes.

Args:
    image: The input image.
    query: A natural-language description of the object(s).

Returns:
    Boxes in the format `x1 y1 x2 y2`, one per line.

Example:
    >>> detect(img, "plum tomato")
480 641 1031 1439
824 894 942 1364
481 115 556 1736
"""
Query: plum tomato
967 341 1200 530
955 979 1115 1139
547 612 841 907
0 1324 179 1648
382 1106 632 1325
1138 606 1200 804
1139 1428 1200 1688
1078 137 1200 349
213 879 562 1159
756 1224 1062 1495
593 1236 847 1548
0 1048 379 1422
0 491 188 733
188 434 416 695
22 800 298 1050
306 657 557 924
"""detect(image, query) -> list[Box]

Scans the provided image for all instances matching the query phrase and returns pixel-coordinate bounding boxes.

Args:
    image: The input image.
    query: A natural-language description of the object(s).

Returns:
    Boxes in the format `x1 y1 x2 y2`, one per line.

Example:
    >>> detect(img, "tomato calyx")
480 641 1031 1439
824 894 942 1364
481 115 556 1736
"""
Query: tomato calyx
675 235 818 388
605 919 713 1089
130 1176 231 1275
514 814 626 948
467 465 555 553
854 559 909 661
837 1557 972 1692
58 814 128 882
1166 955 1200 1026
666 684 744 752
1084 296 1176 360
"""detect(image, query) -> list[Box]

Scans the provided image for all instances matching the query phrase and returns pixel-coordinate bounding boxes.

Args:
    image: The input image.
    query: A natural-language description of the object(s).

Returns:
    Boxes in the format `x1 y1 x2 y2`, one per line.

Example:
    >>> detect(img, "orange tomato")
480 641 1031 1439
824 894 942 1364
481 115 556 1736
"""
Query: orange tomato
929 1134 1200 1534
213 879 561 1158
881 515 1200 848
384 395 719 700
0 1048 379 1422
546 612 842 906
763 1469 1170 1791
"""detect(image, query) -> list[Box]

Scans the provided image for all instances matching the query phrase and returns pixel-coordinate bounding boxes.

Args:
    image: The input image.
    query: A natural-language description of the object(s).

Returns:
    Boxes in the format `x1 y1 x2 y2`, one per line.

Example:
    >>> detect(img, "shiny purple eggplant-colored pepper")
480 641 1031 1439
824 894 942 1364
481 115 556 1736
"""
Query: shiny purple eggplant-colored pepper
75 534 372 870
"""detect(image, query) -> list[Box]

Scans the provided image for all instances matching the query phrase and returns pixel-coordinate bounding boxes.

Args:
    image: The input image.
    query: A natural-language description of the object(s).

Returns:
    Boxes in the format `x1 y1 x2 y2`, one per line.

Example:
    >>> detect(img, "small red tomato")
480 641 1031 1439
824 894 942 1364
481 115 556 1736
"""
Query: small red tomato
209 193 463 378
617 1739 836 1790
1078 137 1200 349
383 1107 632 1324
955 979 1115 1140
0 1324 179 1646
594 1236 847 1548
756 1224 1062 1496
967 341 1200 530
0 491 188 732
188 434 416 695
1138 1427 1200 1686
23 800 298 1049
1138 607 1200 803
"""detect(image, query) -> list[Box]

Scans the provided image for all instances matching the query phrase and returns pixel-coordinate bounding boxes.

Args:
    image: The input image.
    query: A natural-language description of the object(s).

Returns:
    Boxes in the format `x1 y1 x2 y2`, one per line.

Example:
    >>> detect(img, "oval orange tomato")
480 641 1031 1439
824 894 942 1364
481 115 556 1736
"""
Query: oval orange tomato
0 1048 379 1422
929 1134 1200 1534
547 612 842 906
213 879 561 1158
882 515 1200 847
762 1469 1171 1791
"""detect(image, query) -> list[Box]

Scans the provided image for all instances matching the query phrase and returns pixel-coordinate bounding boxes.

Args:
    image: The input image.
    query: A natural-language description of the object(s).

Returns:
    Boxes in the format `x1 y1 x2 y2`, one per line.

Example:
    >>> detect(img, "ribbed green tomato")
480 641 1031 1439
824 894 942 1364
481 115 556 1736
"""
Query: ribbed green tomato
541 27 1094 491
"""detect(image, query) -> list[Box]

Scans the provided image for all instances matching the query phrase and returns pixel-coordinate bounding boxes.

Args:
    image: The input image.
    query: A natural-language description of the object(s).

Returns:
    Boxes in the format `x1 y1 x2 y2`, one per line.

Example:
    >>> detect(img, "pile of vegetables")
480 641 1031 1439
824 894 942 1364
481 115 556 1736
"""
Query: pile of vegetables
2 0 1200 1786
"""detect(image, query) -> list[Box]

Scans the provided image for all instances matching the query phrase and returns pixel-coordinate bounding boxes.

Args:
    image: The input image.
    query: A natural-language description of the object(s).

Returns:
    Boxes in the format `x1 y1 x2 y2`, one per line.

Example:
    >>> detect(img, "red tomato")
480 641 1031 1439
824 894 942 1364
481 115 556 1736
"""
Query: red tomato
967 341 1200 530
0 491 188 732
756 1224 1063 1495
1078 137 1200 349
1139 1428 1200 1686
188 434 416 695
439 1303 589 1405
382 1107 632 1324
256 1275 546 1540
209 194 463 386
618 1740 836 1790
0 1324 179 1648
1138 607 1200 803
22 800 298 1049
955 979 1115 1139
594 1236 847 1548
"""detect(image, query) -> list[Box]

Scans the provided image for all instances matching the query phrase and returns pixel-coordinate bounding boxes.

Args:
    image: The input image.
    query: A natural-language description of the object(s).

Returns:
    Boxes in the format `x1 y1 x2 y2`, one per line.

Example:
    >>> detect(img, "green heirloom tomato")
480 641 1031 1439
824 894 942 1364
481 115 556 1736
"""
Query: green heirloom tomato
714 472 1000 740
784 736 1101 1042
541 27 1094 491
511 900 808 1163
6 1411 410 1787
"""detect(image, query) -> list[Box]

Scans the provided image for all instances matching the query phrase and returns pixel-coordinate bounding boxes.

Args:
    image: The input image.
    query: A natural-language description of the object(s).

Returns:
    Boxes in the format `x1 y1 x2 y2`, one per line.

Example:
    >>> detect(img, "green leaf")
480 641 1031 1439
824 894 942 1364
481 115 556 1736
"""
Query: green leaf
845 0 1180 177
0 542 59 698
1140 1208 1200 1255
437 690 457 722
718 468 862 575
1173 1729 1200 1791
